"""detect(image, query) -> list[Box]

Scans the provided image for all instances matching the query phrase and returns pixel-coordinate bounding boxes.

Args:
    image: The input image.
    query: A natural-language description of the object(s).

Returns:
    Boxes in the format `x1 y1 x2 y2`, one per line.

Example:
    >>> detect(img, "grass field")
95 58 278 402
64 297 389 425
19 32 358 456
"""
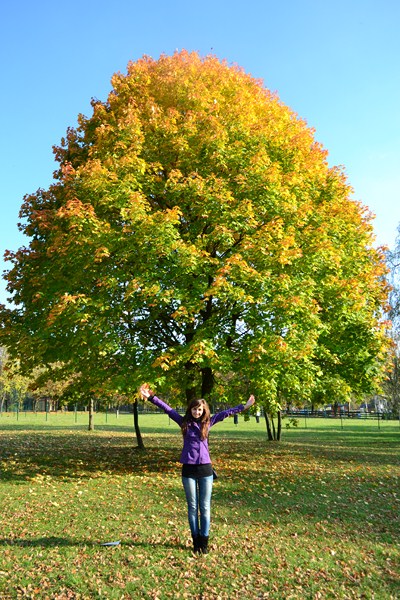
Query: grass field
0 410 399 599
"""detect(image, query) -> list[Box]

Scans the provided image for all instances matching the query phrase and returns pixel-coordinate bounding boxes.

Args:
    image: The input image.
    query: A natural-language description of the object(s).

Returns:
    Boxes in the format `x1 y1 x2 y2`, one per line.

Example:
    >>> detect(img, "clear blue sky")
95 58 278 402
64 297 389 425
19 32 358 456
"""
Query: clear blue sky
1 0 399 306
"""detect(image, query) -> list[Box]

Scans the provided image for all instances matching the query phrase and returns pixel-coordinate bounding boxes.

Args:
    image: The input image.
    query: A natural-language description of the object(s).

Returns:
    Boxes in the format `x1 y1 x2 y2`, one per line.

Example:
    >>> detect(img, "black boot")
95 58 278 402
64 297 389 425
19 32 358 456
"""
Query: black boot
199 535 209 554
192 534 201 553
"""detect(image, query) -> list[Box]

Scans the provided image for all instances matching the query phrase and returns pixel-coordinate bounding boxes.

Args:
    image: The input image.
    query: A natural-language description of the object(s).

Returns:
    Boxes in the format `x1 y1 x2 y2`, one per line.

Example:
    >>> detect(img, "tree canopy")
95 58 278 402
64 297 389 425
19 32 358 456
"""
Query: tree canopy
0 51 390 409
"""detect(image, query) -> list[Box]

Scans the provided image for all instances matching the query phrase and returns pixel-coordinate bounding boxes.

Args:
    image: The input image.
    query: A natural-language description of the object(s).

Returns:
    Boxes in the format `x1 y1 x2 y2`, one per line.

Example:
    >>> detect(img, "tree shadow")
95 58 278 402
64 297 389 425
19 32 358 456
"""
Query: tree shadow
210 436 399 550
286 441 400 467
1 423 399 486
0 429 181 483
0 536 186 550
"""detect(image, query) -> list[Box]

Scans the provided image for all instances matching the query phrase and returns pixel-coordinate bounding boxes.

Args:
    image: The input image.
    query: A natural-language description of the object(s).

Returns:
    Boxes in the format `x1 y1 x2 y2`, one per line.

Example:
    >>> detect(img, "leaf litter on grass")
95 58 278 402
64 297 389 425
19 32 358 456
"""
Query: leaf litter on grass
0 417 399 598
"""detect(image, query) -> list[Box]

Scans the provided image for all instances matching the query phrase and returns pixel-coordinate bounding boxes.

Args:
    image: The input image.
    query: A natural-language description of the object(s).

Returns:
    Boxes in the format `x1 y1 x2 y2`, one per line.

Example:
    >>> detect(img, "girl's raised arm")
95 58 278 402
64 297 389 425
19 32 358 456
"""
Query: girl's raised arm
210 395 255 426
140 385 183 426
243 394 256 411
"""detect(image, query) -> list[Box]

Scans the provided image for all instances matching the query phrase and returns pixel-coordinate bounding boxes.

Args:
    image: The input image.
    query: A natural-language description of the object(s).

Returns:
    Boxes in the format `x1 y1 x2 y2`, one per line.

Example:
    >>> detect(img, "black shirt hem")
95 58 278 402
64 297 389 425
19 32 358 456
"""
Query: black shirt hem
181 463 213 478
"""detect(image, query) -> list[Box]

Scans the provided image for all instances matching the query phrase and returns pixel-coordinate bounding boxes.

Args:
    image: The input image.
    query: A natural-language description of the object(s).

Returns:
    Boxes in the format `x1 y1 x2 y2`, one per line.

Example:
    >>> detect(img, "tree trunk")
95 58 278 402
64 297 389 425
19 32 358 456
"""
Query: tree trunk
88 397 95 431
185 360 197 402
265 412 282 441
271 415 276 439
201 367 214 398
133 399 145 450
186 386 197 403
264 413 274 441
277 410 282 441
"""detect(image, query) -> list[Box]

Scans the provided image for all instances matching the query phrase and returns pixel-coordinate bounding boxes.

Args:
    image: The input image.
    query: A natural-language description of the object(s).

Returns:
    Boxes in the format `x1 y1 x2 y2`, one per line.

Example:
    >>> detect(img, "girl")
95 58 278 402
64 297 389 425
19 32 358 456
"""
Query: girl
140 385 255 554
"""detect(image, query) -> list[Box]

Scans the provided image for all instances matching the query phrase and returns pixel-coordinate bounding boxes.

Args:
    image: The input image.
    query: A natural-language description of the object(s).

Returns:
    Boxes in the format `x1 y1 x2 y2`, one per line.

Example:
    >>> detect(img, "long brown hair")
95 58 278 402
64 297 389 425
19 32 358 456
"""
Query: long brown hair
181 398 211 440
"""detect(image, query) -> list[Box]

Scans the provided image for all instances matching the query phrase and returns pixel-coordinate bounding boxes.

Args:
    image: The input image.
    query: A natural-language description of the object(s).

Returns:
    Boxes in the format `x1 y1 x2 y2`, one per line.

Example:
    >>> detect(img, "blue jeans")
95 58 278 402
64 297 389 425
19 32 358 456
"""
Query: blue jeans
182 475 213 537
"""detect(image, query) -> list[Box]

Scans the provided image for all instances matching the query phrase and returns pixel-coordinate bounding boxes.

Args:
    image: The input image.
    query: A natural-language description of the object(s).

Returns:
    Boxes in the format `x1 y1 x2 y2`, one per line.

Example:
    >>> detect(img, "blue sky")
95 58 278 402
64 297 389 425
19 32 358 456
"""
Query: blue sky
1 0 399 305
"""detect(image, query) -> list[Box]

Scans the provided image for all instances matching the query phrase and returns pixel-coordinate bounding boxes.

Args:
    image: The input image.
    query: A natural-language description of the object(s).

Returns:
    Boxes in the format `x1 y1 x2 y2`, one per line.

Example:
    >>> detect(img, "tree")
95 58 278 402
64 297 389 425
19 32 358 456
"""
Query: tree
383 229 400 416
0 346 9 412
0 348 30 413
0 51 390 440
29 363 77 412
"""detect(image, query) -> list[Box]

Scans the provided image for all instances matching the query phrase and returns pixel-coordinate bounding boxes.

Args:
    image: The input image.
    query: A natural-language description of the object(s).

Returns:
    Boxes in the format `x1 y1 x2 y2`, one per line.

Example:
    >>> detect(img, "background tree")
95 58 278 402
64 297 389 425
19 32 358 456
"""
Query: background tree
29 363 76 412
0 51 390 438
0 349 30 413
384 227 400 416
0 346 9 412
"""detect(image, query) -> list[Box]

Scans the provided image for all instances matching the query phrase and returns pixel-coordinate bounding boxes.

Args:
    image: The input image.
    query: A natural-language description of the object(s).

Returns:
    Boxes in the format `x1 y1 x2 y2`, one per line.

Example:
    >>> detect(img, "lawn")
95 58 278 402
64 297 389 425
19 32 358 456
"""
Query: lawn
0 411 399 599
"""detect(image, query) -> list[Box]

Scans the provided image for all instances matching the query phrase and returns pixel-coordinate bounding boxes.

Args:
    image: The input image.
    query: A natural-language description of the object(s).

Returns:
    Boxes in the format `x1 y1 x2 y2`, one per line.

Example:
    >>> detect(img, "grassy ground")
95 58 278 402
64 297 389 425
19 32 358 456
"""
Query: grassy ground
0 411 399 599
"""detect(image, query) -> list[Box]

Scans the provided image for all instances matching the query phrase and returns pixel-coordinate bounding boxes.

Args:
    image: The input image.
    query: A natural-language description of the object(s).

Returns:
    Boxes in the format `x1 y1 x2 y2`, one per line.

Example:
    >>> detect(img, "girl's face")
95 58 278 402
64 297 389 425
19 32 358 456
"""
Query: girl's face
191 404 204 419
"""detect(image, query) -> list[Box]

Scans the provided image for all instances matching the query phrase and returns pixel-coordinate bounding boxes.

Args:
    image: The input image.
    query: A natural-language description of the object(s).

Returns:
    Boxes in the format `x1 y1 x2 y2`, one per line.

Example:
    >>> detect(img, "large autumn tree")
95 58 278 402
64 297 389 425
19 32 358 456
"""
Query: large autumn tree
0 51 390 429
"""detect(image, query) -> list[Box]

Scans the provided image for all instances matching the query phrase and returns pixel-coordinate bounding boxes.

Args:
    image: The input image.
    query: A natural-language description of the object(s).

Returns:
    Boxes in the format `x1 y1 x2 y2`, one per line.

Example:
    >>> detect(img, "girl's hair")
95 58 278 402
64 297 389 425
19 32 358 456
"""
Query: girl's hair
181 398 211 440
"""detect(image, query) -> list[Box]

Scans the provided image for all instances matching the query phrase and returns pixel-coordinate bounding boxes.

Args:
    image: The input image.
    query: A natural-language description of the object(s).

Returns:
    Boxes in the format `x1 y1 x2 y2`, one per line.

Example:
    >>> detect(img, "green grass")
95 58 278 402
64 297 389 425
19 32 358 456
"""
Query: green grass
0 411 399 599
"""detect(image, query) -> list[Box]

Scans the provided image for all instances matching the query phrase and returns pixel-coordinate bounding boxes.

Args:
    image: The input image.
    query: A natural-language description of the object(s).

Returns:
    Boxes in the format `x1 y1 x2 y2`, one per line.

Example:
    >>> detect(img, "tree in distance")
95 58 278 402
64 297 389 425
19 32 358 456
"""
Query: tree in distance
383 229 400 417
0 51 390 437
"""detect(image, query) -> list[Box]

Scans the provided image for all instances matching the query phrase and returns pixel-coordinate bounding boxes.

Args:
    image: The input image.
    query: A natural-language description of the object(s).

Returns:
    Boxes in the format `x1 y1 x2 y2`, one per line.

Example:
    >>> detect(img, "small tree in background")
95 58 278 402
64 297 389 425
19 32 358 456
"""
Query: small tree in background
0 349 30 413
384 229 400 416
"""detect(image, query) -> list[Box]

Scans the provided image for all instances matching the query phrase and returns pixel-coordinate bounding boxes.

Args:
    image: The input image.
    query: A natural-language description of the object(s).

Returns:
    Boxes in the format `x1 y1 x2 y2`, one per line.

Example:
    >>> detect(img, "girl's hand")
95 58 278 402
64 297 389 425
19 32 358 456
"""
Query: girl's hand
140 385 153 399
244 394 255 410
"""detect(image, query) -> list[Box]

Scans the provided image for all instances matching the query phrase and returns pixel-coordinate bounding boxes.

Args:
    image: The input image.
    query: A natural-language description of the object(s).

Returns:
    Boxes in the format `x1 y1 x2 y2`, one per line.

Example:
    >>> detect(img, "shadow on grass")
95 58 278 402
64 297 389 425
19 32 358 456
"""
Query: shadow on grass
286 442 400 467
1 424 399 485
0 429 182 482
0 537 186 550
1 430 399 554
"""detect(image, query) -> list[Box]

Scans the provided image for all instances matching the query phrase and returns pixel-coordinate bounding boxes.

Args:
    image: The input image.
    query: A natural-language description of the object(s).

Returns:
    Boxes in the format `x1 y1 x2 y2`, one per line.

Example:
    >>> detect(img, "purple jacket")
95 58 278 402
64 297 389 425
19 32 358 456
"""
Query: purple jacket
148 396 244 464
